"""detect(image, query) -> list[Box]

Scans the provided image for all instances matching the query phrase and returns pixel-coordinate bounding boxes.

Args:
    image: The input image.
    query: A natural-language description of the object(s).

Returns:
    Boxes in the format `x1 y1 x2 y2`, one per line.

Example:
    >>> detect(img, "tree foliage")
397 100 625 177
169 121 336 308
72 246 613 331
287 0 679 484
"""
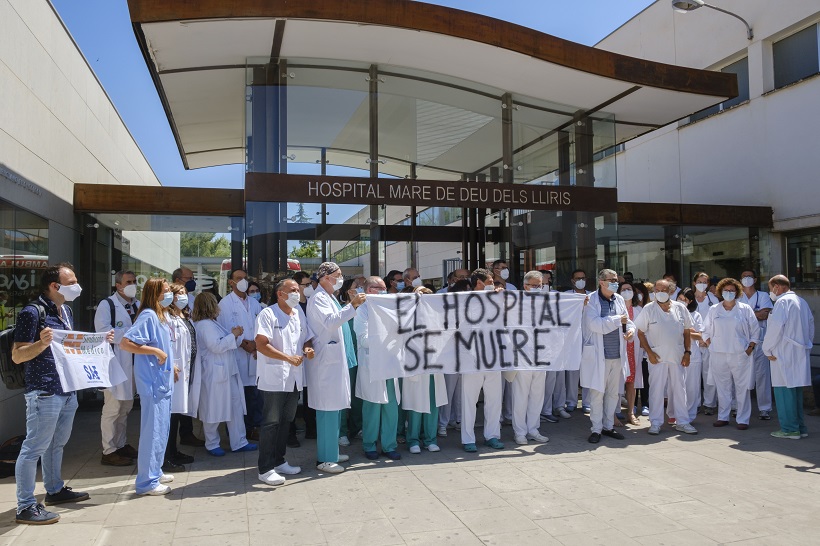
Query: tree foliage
180 232 231 257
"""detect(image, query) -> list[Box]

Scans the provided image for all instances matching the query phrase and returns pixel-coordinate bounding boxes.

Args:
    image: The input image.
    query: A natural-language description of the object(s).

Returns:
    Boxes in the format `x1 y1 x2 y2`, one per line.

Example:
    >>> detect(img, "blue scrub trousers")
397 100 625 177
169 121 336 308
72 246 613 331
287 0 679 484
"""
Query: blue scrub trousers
773 386 807 435
407 376 439 448
361 380 399 453
316 410 341 463
135 382 172 494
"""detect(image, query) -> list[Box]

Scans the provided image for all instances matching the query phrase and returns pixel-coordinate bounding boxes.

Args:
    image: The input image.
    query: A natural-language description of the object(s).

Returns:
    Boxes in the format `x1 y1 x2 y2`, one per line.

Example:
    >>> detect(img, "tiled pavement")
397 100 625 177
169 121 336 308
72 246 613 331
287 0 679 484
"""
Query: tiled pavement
1 403 819 545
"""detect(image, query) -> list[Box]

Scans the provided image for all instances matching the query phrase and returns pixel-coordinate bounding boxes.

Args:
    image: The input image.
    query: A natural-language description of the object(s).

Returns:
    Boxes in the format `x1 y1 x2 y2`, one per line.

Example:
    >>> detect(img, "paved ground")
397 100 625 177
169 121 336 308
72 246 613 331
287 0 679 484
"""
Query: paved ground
1 401 819 545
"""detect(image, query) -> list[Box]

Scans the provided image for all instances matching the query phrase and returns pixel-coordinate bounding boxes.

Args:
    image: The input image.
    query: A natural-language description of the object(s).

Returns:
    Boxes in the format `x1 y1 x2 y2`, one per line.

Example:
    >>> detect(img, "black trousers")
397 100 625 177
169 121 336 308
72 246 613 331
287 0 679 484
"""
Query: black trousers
258 388 300 474
165 413 180 461
178 414 194 438
637 358 651 409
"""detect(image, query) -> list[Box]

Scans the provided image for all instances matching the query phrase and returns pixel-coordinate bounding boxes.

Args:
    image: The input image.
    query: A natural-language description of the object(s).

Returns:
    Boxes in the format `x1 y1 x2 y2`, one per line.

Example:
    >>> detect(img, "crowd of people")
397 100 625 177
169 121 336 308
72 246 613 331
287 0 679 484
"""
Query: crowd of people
10 261 815 525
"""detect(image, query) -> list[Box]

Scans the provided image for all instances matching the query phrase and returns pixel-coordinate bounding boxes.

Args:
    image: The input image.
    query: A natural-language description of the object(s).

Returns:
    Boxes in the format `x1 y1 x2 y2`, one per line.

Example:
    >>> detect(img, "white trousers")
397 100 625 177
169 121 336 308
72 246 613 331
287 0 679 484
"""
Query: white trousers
203 377 249 451
438 374 462 428
542 371 565 415
461 372 502 444
565 370 589 408
711 352 752 425
648 360 690 427
588 358 622 434
512 372 546 437
683 359 703 423
751 343 772 412
100 389 134 455
700 348 718 407
502 380 514 421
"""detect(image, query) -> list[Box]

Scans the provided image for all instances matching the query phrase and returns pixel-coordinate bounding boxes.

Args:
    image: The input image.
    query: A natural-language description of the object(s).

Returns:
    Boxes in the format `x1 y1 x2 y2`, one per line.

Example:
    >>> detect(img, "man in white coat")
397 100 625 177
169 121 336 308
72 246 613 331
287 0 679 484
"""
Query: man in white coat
764 275 815 439
565 268 592 415
94 270 139 466
218 269 263 440
738 269 774 420
581 269 635 444
635 279 696 436
255 279 314 485
306 262 366 474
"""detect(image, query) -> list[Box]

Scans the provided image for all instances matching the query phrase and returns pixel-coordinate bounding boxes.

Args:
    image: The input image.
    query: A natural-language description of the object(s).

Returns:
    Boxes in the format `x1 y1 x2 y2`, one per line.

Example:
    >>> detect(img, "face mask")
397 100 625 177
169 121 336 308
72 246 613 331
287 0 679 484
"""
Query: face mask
411 277 423 288
695 283 708 293
235 279 249 293
484 284 495 291
621 290 634 301
574 279 586 290
184 279 196 292
249 292 261 302
355 287 364 294
122 284 138 299
303 285 315 298
57 283 82 302
396 282 406 291
607 282 619 293
333 277 344 292
741 277 755 288
637 293 643 302
160 291 174 308
525 286 542 293
285 292 300 308
378 290 388 295
174 295 188 309
769 291 779 302
648 293 655 302
654 292 670 303
499 269 510 281
722 291 736 302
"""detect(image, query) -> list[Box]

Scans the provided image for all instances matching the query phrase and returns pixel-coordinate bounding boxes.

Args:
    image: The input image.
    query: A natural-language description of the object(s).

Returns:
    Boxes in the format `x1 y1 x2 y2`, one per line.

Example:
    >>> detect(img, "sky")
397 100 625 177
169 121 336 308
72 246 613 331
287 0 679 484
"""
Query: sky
49 0 656 190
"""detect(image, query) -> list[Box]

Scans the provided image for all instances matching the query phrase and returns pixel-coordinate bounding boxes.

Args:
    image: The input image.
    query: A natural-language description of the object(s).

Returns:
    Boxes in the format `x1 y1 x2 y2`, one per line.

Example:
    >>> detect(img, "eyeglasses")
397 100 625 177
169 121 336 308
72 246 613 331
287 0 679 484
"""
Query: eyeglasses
248 290 260 294
299 282 311 287
573 277 586 281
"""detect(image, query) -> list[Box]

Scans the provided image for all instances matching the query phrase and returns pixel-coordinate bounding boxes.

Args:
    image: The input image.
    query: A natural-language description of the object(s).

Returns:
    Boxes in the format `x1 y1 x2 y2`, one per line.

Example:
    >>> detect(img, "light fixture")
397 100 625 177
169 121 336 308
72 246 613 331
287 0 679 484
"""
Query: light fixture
672 0 753 40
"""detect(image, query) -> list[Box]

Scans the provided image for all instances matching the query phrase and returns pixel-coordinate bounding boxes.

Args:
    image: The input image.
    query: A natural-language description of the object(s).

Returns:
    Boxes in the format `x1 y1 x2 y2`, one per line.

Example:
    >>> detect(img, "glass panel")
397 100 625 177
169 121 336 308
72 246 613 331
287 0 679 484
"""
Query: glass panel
786 230 820 287
615 225 676 286
681 226 750 286
0 205 49 326
774 24 820 89
690 57 750 123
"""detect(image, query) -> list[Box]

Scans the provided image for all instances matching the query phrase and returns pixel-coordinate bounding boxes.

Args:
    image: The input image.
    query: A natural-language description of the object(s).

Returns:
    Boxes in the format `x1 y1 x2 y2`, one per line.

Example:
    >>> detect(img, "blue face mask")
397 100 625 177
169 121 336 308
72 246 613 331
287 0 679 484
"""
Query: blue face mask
396 282 405 291
722 291 736 302
356 287 364 294
249 292 261 302
607 282 619 293
160 292 174 308
378 290 387 295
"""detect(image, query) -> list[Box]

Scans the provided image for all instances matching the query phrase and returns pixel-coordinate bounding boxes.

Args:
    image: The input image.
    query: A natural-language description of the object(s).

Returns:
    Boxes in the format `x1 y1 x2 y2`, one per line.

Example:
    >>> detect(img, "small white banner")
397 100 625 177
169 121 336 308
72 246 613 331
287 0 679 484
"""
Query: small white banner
366 291 584 381
50 329 127 391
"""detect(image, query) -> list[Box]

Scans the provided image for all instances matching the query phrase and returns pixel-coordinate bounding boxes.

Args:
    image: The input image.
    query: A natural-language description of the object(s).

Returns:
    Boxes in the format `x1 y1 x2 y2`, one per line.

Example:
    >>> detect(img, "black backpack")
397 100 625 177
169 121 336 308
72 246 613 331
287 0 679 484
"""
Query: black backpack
0 302 47 390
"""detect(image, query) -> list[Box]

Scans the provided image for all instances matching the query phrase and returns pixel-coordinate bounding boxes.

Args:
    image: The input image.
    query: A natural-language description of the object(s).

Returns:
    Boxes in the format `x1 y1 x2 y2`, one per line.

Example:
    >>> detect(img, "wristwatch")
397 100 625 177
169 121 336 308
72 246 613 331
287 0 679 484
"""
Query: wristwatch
683 350 691 355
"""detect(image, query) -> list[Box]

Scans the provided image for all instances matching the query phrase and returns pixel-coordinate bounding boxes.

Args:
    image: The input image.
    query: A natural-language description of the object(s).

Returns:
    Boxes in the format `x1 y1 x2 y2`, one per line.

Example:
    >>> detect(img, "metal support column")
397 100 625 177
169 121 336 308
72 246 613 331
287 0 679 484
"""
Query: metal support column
368 64 380 276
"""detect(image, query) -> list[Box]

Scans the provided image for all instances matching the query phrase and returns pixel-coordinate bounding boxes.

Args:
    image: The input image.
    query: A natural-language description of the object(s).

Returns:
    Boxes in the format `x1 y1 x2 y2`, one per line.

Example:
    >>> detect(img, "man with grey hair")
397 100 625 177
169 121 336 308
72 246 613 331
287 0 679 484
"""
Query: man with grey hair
94 270 140 466
306 262 366 473
581 269 636 443
402 267 422 290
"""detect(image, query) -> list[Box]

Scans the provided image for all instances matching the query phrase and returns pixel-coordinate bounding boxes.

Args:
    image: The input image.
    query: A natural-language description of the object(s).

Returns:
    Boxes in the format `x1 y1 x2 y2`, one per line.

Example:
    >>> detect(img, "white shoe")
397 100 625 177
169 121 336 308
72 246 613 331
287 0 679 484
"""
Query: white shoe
337 454 349 463
427 444 440 452
355 430 363 439
648 425 661 435
676 423 698 435
527 433 549 443
316 462 344 474
274 462 302 475
558 409 571 419
514 435 528 445
409 445 421 454
141 484 171 496
258 470 285 486
338 436 350 447
159 474 174 484
437 426 448 437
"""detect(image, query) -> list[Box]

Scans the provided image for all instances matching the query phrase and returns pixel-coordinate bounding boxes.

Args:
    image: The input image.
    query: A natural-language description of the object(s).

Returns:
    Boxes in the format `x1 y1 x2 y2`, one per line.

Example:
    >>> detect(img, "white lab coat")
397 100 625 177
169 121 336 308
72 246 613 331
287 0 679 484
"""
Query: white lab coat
763 292 814 388
94 294 136 401
402 374 447 413
353 303 400 404
580 291 635 393
627 305 645 389
217 291 263 386
702 302 760 388
194 318 246 423
305 285 356 411
168 314 192 415
255 304 312 392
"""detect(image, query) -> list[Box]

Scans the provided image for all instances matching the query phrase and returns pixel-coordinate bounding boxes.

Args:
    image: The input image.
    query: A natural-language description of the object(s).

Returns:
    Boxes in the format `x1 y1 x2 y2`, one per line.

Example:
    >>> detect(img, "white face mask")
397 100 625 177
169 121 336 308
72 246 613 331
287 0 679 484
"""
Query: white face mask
741 277 755 288
484 284 495 291
174 295 188 310
525 285 542 293
333 277 344 292
654 292 670 303
620 290 634 301
57 283 82 302
722 291 736 302
695 283 708 293
574 279 586 290
122 284 138 299
160 291 174 308
411 277 422 288
303 285 315 299
637 293 643 302
284 292 300 308
235 279 249 293
499 269 510 281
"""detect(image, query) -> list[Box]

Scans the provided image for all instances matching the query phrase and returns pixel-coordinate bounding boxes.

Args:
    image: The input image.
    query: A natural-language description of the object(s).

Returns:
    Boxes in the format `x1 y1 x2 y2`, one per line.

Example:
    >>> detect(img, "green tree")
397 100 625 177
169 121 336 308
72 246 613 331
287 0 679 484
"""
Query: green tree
180 232 231 257
288 203 320 258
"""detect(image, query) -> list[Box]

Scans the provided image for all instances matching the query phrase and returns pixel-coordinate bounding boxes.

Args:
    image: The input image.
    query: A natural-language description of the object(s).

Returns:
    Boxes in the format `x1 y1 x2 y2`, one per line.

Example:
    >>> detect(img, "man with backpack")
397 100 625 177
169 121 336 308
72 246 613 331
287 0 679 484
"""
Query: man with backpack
12 263 113 525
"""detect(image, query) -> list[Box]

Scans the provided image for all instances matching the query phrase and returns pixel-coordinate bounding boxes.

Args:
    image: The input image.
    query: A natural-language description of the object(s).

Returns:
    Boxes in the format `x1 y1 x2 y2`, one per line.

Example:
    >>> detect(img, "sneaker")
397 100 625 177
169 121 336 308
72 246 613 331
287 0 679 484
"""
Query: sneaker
15 503 59 525
582 405 591 415
316 462 344 474
527 433 549 443
588 432 601 444
162 460 184 473
115 444 139 459
101 452 133 466
676 423 698 435
355 430 363 439
159 474 174 484
641 406 650 416
801 432 809 438
426 444 441 452
514 435 528 445
713 420 729 427
338 435 351 447
759 410 771 420
648 425 661 435
365 451 379 460
208 447 226 457
541 413 559 423
171 451 194 465
258 470 285 485
409 445 422 454
703 406 715 416
286 435 301 448
667 417 676 425
770 430 800 440
438 426 448 437
565 403 577 413
558 409 572 419
382 450 402 460
601 428 624 440
485 438 505 449
274 462 302 475
736 423 749 430
140 484 171 496
463 443 477 453
337 454 350 463
44 486 90 506
232 443 258 452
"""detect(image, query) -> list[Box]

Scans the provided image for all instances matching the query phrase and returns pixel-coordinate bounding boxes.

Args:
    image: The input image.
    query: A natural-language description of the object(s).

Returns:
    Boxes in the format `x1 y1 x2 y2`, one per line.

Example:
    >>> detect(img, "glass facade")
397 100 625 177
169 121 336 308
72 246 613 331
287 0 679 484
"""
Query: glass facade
0 202 49 328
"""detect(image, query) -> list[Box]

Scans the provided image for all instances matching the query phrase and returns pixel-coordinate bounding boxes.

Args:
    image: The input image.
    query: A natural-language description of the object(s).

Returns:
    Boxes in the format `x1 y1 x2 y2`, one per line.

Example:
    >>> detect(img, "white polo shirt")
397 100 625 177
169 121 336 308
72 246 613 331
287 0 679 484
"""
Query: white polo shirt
634 300 692 364
255 303 312 392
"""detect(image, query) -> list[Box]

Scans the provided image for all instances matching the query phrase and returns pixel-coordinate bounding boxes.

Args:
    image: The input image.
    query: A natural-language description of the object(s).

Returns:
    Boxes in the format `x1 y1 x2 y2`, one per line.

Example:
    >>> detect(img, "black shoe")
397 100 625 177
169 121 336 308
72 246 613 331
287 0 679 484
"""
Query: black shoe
601 429 625 440
162 460 185 472
382 450 402 460
16 503 60 525
172 451 194 464
588 432 601 444
287 435 301 448
44 486 90 506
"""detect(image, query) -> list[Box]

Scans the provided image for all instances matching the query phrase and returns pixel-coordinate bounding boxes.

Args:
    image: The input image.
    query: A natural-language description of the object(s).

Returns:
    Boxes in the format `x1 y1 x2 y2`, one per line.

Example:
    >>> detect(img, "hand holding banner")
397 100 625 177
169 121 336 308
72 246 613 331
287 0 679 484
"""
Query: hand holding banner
50 329 127 392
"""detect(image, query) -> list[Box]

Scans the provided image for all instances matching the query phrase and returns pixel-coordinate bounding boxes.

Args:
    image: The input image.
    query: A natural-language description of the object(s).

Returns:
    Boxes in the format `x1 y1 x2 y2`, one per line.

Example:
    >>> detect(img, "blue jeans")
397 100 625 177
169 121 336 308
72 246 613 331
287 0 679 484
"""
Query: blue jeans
16 391 78 512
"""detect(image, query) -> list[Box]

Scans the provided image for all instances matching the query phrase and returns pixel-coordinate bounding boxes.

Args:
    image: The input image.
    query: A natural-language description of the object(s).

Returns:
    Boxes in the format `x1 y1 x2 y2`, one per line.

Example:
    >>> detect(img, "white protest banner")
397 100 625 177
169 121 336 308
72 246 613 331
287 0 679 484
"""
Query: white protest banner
50 329 127 392
366 291 585 381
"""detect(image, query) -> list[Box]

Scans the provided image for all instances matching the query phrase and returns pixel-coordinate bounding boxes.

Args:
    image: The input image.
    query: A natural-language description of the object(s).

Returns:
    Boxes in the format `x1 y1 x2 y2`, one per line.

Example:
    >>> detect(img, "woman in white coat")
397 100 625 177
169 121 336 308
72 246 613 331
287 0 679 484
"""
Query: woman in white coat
192 292 256 456
692 272 720 414
678 288 705 424
702 278 760 429
618 282 643 426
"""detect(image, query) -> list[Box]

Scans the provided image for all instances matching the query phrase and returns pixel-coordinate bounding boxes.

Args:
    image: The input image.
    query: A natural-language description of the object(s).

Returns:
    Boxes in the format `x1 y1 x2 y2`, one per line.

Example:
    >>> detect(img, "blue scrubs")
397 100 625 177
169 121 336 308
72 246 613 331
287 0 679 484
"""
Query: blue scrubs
125 309 173 494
